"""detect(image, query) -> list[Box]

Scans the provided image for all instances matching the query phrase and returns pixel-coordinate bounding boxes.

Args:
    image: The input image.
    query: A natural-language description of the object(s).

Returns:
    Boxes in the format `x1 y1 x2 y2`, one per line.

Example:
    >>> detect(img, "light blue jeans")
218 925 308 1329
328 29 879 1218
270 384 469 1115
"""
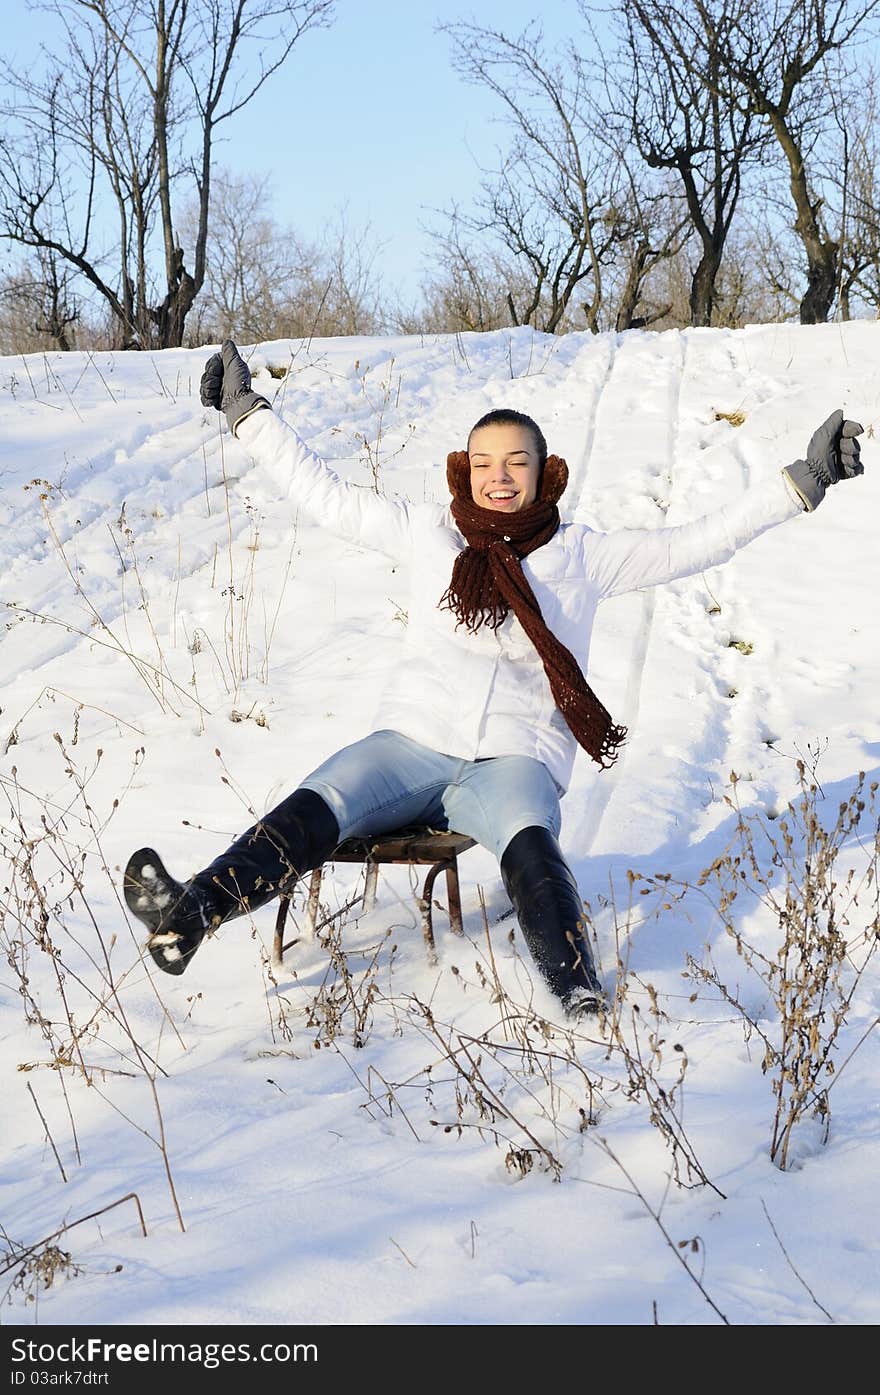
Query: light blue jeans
299 729 562 861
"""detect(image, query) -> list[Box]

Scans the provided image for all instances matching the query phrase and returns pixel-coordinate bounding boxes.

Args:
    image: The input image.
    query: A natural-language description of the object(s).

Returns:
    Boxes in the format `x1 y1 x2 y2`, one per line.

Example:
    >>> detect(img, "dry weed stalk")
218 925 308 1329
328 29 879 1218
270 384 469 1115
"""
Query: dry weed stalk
284 874 716 1191
640 763 879 1169
350 357 416 493
258 943 297 1047
18 435 294 731
0 733 187 1230
28 483 198 719
202 426 298 704
587 876 722 1192
586 1136 730 1325
358 965 611 1183
1 1193 146 1310
604 973 724 1195
304 894 395 1049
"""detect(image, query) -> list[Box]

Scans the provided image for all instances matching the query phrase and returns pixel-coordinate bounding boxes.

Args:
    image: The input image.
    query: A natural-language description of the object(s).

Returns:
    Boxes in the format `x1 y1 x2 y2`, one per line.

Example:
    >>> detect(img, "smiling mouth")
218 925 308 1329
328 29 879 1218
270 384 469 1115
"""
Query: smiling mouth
487 490 517 501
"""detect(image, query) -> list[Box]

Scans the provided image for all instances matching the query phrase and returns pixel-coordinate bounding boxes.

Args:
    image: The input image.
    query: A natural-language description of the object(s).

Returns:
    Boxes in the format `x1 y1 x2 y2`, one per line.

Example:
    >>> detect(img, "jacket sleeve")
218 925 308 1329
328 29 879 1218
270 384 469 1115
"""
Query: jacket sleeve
584 472 804 599
234 406 415 559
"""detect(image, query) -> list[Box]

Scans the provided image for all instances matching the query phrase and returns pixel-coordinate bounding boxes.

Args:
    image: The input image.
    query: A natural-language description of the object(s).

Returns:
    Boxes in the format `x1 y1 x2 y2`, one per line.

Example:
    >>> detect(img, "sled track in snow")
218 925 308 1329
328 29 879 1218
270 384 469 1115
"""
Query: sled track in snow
569 331 688 858
562 334 618 505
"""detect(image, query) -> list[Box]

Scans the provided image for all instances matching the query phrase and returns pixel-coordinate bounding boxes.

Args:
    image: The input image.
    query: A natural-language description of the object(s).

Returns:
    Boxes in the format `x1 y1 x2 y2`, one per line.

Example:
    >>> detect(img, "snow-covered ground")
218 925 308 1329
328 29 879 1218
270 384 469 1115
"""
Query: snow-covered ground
1 322 878 1329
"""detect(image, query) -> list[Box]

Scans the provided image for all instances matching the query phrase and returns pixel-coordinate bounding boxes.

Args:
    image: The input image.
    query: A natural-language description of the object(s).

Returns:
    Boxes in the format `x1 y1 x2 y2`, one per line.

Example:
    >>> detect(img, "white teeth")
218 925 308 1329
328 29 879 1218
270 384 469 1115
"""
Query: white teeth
488 491 516 499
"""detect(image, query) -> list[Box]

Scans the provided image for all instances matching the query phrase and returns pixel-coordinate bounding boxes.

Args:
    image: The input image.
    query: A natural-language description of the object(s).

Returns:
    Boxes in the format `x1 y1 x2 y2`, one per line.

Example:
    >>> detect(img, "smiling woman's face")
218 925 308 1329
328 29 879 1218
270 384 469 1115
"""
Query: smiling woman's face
467 422 541 513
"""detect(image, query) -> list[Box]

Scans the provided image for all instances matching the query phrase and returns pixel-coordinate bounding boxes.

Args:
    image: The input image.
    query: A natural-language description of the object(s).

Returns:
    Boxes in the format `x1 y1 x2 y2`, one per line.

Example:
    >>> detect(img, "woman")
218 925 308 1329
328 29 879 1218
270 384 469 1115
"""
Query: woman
124 340 863 1019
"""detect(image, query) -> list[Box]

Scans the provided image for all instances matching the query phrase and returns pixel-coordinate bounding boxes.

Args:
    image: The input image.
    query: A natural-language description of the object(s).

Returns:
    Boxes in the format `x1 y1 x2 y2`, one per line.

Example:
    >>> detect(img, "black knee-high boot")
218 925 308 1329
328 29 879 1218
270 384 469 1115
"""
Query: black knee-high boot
500 826 606 1017
124 788 340 975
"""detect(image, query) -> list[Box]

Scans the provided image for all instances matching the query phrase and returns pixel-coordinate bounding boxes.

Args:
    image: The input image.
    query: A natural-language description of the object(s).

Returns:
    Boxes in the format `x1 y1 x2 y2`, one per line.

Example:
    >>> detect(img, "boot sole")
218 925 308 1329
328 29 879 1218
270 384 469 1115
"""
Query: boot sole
123 848 204 976
563 986 609 1021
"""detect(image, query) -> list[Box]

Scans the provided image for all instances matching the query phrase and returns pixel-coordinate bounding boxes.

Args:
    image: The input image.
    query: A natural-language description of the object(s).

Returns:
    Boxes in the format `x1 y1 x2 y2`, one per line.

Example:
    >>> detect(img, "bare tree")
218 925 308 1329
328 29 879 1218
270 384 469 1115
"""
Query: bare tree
318 208 388 337
0 248 83 352
183 169 306 341
32 248 80 348
436 19 699 335
842 164 880 317
736 201 804 318
608 0 770 326
713 223 801 324
816 64 880 316
598 155 691 331
405 208 537 334
700 0 880 324
438 21 627 333
185 174 388 342
0 0 334 348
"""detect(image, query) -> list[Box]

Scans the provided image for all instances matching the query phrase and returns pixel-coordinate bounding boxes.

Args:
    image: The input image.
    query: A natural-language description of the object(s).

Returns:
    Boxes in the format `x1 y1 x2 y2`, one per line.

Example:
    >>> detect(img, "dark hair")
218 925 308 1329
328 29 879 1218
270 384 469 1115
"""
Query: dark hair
467 408 548 469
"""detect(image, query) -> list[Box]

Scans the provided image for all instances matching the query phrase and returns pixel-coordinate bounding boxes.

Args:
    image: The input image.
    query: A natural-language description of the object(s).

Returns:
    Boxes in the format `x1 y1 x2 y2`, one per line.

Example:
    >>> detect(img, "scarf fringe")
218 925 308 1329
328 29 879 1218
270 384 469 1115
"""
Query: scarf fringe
439 563 508 632
596 722 629 770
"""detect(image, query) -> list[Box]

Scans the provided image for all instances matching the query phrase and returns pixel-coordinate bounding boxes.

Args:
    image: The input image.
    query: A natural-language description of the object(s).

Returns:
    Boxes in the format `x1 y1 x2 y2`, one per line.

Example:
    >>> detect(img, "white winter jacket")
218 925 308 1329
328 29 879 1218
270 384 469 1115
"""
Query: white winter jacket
237 408 802 793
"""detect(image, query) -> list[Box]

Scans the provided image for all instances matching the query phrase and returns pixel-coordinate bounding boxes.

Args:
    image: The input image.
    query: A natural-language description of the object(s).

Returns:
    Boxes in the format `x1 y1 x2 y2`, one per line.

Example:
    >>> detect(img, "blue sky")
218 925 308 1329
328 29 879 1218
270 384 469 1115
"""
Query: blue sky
3 0 602 305
222 0 595 302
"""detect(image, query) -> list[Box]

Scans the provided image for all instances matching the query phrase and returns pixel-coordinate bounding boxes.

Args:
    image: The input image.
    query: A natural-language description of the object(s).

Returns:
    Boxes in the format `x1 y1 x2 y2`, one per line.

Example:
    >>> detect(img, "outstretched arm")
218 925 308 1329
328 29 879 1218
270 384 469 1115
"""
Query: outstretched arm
200 340 416 559
586 409 864 599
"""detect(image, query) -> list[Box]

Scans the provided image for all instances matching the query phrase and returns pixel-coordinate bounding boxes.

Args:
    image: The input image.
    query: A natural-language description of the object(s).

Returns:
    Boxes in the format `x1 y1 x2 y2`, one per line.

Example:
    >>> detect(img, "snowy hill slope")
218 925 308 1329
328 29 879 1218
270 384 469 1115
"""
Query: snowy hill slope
0 323 878 1327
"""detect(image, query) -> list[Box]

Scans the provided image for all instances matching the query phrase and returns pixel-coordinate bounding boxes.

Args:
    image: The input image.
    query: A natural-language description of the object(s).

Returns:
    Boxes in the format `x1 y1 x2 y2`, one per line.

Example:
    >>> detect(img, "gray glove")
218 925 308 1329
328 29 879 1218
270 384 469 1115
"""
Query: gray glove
200 339 271 435
783 409 864 511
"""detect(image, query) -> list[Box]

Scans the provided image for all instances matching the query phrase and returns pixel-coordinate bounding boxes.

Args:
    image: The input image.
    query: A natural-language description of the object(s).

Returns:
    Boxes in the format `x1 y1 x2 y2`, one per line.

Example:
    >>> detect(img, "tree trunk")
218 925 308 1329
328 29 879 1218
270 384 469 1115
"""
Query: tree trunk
690 245 723 326
616 240 653 331
799 242 838 323
150 247 197 348
767 110 839 323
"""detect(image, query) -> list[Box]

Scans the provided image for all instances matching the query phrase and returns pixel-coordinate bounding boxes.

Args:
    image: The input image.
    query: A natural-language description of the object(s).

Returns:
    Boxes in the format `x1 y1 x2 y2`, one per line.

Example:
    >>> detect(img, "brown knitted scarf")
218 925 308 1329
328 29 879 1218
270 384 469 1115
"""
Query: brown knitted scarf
439 450 627 770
